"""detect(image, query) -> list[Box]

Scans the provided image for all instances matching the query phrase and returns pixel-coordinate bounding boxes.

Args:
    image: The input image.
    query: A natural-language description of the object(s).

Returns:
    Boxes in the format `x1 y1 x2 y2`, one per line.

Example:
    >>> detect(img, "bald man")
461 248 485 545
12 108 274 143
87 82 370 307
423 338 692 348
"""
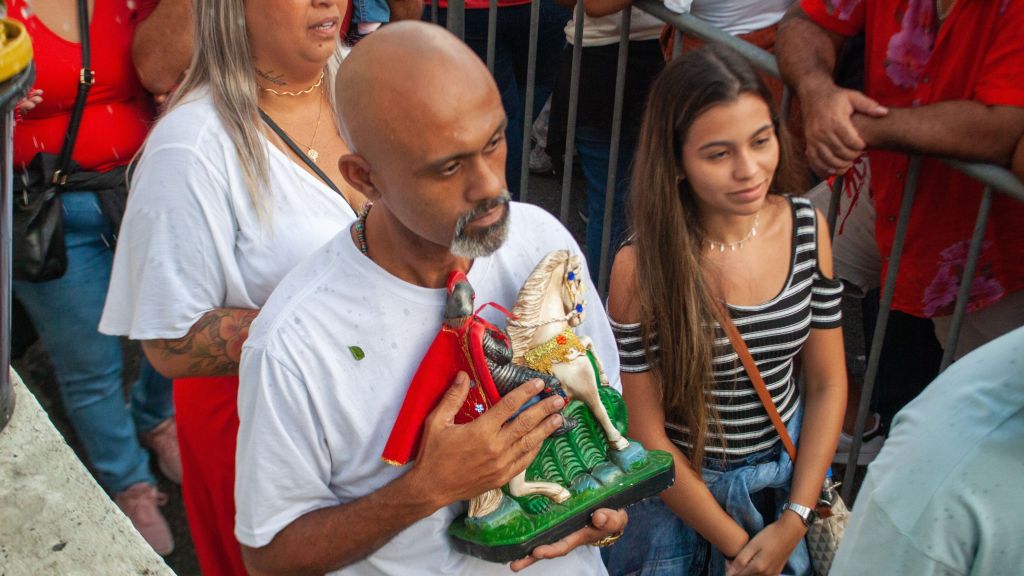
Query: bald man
234 22 626 575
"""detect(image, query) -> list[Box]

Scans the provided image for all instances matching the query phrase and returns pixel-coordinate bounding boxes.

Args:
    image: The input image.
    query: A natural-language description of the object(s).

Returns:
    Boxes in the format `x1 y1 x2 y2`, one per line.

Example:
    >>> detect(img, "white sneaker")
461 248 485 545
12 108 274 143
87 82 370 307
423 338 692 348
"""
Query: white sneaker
833 414 885 466
529 146 554 174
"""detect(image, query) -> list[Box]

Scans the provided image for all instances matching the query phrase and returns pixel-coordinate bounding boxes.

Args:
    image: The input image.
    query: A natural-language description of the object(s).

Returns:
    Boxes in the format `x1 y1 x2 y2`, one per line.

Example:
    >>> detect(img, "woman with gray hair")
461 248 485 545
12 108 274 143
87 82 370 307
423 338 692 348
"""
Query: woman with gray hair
100 1 363 573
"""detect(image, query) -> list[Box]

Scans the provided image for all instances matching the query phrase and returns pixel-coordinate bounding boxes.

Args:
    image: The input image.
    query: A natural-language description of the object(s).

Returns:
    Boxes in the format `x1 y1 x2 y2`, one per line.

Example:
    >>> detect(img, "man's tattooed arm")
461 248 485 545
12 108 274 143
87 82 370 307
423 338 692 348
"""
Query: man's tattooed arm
142 308 260 379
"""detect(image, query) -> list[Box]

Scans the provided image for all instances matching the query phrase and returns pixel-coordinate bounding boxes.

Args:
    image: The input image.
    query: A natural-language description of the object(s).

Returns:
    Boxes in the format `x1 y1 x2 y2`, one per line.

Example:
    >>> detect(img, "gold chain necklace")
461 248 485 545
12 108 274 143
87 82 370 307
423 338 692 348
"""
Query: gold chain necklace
260 71 324 97
304 92 324 163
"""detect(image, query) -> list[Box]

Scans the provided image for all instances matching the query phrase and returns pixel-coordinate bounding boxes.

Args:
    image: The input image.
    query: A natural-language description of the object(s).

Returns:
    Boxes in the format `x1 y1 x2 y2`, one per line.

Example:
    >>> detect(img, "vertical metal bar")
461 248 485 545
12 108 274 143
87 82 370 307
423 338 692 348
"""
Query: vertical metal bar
0 108 14 432
597 7 631 296
560 1 585 225
447 0 465 40
673 28 683 59
431 0 439 24
841 156 921 502
780 85 792 125
486 0 498 73
518 0 542 202
939 188 994 370
827 174 843 241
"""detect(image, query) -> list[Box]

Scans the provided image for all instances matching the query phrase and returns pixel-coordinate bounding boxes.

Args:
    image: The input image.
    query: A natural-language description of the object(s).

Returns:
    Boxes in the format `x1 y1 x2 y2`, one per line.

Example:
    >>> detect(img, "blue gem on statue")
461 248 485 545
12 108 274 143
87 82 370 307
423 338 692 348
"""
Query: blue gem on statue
576 304 584 313
567 272 575 281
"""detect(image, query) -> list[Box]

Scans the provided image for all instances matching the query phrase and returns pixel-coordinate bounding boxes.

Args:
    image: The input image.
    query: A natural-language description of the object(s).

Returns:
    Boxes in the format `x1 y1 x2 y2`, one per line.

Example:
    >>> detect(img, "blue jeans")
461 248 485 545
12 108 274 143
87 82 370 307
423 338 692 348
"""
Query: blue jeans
603 405 811 576
576 126 634 283
430 0 570 199
352 0 390 25
13 191 174 494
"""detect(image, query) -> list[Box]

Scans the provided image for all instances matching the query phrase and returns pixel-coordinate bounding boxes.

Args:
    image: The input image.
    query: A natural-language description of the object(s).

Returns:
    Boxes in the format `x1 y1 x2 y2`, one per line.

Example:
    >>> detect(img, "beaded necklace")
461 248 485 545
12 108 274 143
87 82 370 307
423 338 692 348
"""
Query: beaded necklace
356 202 372 256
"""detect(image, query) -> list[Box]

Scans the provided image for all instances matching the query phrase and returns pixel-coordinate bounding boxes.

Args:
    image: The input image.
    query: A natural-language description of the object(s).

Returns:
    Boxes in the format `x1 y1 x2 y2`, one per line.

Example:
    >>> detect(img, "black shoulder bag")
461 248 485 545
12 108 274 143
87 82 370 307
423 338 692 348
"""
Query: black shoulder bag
13 0 94 282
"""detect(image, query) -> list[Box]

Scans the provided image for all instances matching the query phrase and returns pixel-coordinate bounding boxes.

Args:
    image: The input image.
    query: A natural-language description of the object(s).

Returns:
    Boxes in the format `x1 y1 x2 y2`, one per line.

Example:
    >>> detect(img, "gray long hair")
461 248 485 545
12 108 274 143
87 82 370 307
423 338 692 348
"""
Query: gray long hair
166 0 342 214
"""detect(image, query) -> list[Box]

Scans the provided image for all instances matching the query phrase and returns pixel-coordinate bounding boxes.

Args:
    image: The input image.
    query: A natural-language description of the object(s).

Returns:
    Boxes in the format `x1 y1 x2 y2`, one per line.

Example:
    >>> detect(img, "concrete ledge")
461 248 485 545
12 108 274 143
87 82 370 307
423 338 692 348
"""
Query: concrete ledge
0 369 174 576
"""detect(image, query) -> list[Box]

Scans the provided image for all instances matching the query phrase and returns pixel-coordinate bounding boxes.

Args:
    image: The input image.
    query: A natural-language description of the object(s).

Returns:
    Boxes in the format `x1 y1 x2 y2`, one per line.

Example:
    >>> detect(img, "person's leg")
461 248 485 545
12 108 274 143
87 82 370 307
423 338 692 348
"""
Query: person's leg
175 376 248 576
13 192 154 494
530 0 571 115
131 358 175 434
13 191 173 555
576 126 633 283
133 357 181 483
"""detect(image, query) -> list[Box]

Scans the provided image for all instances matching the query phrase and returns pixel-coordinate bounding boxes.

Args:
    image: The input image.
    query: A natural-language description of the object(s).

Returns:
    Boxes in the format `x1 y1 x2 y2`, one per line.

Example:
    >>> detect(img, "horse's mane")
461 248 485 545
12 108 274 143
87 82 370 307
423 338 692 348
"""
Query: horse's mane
507 250 571 357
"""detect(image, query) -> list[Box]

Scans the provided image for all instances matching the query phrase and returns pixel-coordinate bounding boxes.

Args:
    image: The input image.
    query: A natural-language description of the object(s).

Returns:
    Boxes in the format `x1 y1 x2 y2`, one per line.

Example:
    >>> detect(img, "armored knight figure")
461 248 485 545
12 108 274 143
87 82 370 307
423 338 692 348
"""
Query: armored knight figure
445 276 578 435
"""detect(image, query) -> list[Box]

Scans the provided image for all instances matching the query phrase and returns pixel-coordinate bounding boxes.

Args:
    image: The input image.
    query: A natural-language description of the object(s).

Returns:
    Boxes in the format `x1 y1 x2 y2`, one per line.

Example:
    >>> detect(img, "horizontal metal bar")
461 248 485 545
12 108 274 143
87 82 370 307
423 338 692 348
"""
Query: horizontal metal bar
941 160 1024 204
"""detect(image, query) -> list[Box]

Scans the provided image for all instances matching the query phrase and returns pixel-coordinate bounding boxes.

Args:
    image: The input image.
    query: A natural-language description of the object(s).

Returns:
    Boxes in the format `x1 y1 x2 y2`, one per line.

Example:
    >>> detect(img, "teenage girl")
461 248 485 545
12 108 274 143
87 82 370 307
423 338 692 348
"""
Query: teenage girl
604 44 846 576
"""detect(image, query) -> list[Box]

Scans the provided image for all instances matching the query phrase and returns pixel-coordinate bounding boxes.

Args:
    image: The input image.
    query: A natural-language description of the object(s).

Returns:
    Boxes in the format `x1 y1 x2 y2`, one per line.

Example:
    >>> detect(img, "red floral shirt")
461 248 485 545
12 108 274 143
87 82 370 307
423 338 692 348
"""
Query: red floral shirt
802 0 1024 317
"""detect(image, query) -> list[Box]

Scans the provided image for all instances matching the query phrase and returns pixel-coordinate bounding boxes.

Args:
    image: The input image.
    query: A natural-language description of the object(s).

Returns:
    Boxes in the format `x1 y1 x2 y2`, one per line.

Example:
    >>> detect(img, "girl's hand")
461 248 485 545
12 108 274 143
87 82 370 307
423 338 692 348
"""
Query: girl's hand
725 513 806 576
15 89 43 116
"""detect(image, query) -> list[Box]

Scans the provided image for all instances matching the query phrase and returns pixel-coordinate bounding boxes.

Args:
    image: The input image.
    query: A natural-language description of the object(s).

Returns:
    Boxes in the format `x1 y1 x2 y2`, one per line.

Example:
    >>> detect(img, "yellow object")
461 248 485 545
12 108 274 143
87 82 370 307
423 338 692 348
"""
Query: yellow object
0 19 33 84
523 330 587 375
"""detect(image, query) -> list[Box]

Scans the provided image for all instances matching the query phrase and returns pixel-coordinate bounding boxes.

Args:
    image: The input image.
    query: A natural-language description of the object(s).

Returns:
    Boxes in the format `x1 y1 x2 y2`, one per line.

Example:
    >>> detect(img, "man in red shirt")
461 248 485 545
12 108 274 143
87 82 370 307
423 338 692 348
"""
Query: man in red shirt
778 0 1024 358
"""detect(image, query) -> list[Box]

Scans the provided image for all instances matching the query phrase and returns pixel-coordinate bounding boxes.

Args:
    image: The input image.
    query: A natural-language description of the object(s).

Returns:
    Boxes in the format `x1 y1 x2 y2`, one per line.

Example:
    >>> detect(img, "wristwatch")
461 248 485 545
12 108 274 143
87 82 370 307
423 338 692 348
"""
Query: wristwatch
783 502 816 527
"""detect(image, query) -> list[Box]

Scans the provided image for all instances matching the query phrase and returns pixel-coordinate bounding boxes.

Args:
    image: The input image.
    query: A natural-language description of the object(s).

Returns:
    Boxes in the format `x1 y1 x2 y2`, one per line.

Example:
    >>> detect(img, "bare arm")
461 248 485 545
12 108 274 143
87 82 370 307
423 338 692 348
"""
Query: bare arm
133 0 194 96
853 103 1024 166
581 0 631 18
730 213 847 576
386 0 425 21
777 6 887 177
141 308 258 379
1013 135 1024 180
607 248 750 558
242 374 625 575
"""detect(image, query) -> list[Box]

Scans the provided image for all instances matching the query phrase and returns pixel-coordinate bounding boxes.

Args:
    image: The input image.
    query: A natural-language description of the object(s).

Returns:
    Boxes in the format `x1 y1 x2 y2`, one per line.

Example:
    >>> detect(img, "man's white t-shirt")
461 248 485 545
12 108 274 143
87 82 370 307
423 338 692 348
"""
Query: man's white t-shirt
100 91 357 339
236 203 617 575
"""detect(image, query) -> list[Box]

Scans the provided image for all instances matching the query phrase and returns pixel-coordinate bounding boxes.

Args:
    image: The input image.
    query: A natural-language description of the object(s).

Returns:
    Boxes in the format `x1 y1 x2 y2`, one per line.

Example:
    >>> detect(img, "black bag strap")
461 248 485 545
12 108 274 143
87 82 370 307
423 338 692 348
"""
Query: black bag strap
53 0 94 186
258 109 348 202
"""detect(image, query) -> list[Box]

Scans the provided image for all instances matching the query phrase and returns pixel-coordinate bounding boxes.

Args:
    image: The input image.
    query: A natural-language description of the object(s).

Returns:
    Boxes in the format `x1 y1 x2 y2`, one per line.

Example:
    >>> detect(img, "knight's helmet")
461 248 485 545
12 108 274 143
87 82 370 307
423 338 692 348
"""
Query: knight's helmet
445 270 475 324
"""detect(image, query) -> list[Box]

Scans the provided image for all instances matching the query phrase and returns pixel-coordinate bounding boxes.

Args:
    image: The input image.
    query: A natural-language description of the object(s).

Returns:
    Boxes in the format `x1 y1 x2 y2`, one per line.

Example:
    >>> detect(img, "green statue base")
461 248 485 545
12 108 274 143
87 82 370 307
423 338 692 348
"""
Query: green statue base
449 386 675 563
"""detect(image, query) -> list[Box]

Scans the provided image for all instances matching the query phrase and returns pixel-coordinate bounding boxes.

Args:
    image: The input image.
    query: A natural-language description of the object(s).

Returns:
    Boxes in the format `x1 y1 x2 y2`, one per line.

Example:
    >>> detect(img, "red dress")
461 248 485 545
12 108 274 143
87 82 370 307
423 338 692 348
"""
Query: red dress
173 375 248 576
801 0 1024 318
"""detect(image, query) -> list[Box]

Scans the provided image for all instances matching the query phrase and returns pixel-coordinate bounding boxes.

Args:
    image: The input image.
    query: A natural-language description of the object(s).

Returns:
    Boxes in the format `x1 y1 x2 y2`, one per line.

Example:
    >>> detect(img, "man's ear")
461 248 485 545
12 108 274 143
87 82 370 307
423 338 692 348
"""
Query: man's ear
338 153 379 200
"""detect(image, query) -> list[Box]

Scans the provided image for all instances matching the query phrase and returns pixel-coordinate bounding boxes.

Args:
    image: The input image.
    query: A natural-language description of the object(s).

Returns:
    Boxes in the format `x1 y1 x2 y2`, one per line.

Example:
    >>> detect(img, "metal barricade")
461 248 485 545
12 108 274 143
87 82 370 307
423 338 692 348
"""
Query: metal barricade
0 18 35 434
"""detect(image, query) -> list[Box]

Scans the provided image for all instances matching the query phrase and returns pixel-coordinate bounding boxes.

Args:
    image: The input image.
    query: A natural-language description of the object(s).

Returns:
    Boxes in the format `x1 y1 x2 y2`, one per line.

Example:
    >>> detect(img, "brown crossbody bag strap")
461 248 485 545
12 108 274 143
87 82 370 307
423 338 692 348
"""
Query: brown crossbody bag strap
714 303 798 462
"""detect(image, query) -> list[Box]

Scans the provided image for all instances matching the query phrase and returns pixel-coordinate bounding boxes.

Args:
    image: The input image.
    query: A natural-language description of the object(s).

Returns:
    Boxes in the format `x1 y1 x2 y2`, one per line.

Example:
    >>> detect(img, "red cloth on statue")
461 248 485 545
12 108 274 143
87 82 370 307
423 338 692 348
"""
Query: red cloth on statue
174 376 248 576
381 316 505 466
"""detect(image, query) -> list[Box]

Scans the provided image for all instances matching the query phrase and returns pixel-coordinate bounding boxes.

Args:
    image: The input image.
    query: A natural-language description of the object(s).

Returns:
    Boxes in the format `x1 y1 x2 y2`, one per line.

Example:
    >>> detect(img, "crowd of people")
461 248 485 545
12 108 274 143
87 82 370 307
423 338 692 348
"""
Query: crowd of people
10 0 1023 575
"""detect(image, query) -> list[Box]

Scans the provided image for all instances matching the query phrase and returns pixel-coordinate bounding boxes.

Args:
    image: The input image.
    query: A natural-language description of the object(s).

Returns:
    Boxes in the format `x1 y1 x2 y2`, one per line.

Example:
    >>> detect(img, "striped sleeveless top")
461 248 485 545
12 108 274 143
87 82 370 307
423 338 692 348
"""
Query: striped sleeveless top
611 196 843 459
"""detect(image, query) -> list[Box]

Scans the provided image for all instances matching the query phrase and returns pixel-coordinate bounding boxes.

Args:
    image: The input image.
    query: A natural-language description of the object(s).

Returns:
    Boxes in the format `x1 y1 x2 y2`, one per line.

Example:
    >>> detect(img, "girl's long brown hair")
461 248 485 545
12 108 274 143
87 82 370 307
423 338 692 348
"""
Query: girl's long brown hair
629 44 802 465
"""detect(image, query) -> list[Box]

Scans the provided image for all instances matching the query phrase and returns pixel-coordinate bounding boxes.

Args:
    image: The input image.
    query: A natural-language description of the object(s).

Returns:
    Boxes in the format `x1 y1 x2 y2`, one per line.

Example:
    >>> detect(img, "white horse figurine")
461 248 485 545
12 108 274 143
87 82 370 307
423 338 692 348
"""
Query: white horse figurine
467 250 630 517
502 250 629 504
